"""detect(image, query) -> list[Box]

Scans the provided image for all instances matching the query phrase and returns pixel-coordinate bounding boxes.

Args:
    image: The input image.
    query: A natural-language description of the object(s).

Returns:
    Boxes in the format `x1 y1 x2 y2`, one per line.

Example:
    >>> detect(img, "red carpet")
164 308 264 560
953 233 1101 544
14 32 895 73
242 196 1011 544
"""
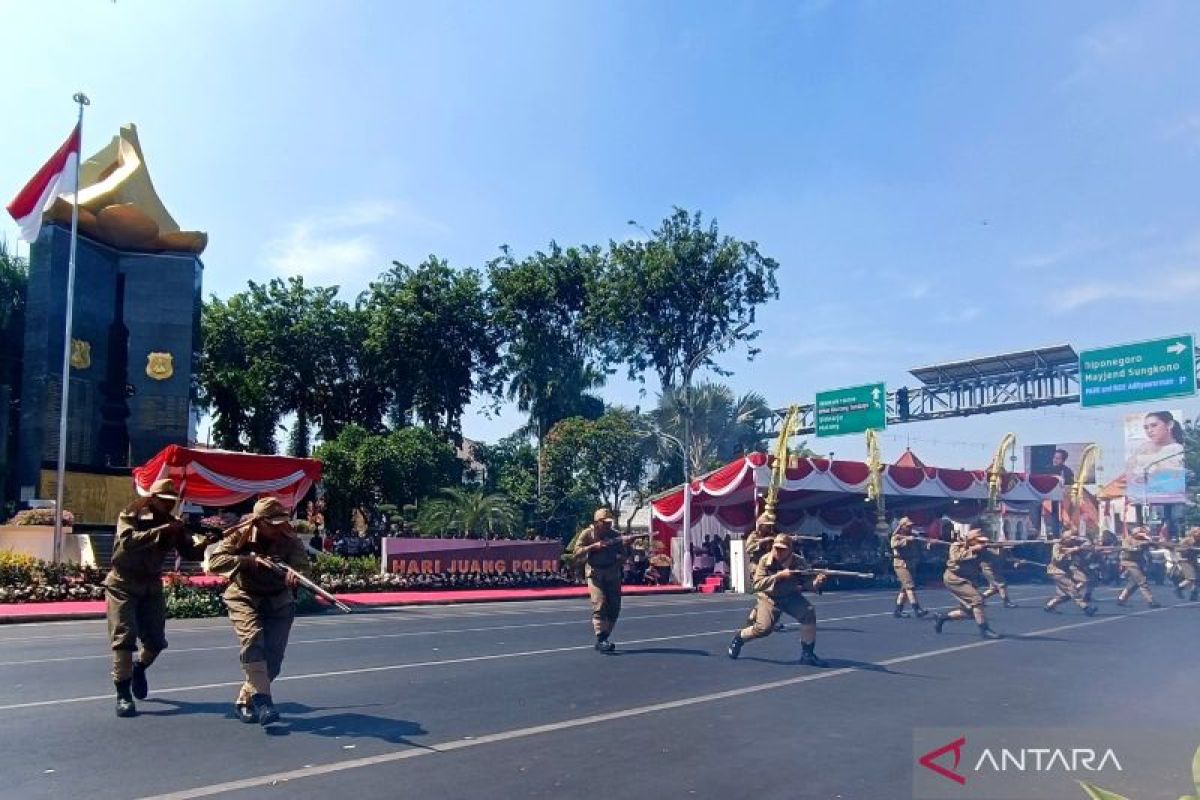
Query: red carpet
0 584 689 623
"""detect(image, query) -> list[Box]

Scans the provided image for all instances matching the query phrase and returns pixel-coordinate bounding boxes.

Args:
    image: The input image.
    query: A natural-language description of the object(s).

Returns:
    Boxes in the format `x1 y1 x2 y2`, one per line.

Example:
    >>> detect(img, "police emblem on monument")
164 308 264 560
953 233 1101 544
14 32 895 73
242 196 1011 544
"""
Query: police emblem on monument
146 352 174 381
70 339 91 370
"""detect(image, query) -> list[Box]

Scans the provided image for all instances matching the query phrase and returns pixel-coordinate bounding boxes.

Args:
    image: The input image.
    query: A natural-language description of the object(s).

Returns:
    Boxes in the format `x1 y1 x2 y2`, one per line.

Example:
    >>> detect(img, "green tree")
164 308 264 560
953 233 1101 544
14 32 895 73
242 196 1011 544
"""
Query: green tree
474 434 539 530
487 242 607 492
416 487 519 539
652 382 772 475
362 257 499 435
542 408 653 535
595 208 779 392
1184 415 1199 527
0 240 26 387
314 424 462 530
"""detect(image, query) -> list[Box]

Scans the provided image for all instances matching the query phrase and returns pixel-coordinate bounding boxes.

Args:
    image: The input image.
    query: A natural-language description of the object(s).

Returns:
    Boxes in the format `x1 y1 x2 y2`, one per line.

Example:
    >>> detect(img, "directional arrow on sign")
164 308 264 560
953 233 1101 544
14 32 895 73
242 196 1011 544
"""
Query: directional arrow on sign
1168 341 1187 355
871 386 881 407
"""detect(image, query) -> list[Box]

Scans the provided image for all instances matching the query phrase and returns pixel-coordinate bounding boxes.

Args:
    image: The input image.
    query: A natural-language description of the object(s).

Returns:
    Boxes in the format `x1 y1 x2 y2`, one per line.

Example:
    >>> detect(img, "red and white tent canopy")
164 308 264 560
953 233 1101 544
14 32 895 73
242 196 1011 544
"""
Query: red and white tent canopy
652 452 1062 543
132 445 322 510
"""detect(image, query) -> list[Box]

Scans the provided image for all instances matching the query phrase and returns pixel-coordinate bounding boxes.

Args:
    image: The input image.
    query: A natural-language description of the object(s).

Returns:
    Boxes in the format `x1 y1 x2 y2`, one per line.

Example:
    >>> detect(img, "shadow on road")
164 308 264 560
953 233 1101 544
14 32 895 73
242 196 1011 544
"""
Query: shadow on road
142 698 429 746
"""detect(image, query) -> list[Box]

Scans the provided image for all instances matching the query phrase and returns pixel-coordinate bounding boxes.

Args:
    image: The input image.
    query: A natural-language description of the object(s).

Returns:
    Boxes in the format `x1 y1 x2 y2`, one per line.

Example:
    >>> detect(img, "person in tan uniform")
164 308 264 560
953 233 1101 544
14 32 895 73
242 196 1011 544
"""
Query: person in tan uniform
1115 526 1161 608
742 512 787 631
207 497 310 725
1043 529 1097 615
933 526 1001 639
979 546 1018 608
728 534 828 666
105 478 211 718
889 517 928 618
1173 527 1199 601
573 508 628 653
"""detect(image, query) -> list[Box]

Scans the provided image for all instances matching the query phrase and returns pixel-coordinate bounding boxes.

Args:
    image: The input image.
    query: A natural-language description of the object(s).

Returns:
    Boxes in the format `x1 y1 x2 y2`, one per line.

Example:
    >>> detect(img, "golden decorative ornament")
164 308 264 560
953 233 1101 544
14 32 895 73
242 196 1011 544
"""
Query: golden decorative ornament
70 339 92 370
146 352 174 381
43 124 207 254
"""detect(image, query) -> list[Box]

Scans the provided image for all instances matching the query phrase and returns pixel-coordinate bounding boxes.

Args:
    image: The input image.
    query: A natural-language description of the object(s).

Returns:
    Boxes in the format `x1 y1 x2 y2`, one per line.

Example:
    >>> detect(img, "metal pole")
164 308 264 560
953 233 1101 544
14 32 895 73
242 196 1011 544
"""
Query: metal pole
52 92 89 564
680 381 694 589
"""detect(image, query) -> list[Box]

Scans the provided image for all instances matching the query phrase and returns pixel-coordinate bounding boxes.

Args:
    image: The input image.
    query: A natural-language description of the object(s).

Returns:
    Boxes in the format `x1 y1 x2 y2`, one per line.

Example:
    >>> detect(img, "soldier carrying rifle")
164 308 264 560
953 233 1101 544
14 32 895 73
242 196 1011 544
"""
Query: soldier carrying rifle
573 508 645 653
207 496 311 726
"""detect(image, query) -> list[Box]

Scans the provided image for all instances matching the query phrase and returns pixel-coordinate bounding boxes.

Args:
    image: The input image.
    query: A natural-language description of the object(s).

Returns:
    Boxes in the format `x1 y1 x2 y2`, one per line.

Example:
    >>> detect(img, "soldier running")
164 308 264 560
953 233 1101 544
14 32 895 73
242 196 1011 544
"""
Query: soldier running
1173 527 1199 601
742 512 787 631
933 526 1002 639
207 497 310 725
105 478 212 718
889 517 928 618
728 534 828 666
573 508 628 653
1115 526 1161 609
1043 529 1097 615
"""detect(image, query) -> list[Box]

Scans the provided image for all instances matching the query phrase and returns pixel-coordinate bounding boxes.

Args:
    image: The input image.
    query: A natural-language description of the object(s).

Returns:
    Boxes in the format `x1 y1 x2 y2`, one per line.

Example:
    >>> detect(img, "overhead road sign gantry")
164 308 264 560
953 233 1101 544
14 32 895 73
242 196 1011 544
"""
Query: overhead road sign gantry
815 382 886 437
1078 334 1196 408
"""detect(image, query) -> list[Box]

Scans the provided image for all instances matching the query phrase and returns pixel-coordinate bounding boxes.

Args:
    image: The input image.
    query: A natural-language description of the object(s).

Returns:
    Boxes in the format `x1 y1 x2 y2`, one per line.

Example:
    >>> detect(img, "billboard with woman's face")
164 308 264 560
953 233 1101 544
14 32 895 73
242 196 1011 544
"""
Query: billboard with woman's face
1124 410 1186 503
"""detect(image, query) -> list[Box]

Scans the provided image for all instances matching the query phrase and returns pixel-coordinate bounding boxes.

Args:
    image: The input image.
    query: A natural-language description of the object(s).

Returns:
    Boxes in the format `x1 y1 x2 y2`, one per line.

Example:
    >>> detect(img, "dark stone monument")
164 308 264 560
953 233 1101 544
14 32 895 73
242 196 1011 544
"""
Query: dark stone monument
12 124 207 514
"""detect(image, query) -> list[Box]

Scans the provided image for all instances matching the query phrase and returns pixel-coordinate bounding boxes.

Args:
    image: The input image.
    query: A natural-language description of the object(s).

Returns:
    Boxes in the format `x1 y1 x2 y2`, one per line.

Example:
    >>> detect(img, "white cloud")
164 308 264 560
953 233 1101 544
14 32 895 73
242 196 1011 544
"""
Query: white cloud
1165 113 1200 153
1061 20 1143 87
935 306 981 324
262 200 449 291
907 282 930 300
1056 269 1200 312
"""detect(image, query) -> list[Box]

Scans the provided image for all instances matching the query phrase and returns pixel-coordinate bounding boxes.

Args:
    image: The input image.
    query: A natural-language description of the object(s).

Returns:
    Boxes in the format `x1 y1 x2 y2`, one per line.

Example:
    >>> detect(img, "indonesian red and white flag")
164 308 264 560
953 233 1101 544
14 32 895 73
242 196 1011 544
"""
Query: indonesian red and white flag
6 124 81 242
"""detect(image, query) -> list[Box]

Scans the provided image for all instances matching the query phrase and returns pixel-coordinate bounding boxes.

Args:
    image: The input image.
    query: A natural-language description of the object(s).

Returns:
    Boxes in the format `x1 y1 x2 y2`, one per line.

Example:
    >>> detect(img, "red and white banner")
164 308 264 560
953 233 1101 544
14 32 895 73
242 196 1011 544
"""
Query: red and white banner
133 445 323 510
6 124 81 242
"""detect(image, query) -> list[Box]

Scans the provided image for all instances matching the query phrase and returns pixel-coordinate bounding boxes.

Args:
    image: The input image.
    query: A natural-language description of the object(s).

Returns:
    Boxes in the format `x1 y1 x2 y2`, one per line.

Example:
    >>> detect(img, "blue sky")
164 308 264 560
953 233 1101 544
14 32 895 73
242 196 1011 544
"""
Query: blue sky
2 0 1198 480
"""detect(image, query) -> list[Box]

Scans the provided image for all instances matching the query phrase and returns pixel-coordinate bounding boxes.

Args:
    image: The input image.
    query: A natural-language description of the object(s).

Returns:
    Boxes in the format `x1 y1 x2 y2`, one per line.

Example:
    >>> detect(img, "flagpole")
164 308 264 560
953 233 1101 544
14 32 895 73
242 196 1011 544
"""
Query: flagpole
51 92 89 564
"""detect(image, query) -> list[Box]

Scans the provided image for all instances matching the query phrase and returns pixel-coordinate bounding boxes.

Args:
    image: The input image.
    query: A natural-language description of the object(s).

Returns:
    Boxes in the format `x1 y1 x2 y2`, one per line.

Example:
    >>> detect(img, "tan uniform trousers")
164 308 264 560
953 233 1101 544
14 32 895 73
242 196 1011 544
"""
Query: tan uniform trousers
1177 559 1197 589
105 577 168 681
1047 571 1088 609
980 561 1006 590
944 572 984 611
587 567 622 635
1120 563 1154 602
893 560 916 591
739 593 815 641
225 592 295 701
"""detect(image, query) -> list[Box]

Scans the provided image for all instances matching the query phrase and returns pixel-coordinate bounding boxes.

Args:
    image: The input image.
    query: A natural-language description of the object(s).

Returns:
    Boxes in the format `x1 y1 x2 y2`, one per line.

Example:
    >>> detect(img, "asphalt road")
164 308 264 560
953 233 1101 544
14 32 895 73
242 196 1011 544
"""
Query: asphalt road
0 584 1196 800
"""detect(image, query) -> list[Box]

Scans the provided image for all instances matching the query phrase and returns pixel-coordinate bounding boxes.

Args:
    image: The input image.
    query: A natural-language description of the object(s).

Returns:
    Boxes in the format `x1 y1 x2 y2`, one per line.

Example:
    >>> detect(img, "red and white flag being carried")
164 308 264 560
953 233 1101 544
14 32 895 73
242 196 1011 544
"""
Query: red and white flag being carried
6 124 81 242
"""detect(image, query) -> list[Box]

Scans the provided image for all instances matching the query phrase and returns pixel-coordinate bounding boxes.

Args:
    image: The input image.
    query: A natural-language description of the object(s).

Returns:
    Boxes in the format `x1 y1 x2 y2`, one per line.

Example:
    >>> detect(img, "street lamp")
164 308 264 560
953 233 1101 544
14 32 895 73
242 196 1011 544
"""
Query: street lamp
637 427 694 588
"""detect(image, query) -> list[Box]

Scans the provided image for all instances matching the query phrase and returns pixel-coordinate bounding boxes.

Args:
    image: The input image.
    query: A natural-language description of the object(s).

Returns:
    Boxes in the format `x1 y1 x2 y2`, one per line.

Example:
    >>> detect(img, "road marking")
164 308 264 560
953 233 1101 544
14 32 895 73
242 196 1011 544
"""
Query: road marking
0 588 1105 711
135 604 1184 800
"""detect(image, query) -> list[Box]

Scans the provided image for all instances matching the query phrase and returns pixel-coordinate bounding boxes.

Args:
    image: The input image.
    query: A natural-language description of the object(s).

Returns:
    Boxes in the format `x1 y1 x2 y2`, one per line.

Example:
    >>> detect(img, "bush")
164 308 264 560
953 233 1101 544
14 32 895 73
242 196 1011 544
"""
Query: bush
0 552 38 586
312 553 377 579
165 586 225 618
6 508 75 526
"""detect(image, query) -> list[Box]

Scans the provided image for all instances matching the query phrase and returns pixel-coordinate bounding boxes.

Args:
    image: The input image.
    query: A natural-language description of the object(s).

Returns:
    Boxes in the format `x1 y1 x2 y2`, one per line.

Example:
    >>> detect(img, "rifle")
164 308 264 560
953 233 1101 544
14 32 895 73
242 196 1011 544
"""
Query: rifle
591 533 650 550
800 568 875 579
260 558 353 614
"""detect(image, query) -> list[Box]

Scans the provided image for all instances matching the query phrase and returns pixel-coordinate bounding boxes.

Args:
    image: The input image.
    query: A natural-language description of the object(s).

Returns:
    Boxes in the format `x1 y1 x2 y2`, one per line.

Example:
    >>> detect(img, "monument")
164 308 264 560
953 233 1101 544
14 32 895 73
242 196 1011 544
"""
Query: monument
15 124 206 523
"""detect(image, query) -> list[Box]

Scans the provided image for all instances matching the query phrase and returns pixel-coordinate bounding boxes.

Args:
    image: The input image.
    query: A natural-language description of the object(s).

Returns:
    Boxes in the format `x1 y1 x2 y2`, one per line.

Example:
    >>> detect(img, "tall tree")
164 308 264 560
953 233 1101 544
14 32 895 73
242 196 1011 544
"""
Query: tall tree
362 257 499 435
1184 415 1199 527
488 242 607 493
542 407 653 533
596 208 779 392
652 382 773 476
314 423 462 531
0 241 27 388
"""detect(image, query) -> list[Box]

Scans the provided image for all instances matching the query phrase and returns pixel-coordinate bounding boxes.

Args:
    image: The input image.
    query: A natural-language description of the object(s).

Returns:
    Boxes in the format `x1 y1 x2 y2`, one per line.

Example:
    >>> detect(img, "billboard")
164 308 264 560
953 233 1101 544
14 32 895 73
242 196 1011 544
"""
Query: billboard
381 538 563 575
1022 442 1096 488
1123 410 1187 504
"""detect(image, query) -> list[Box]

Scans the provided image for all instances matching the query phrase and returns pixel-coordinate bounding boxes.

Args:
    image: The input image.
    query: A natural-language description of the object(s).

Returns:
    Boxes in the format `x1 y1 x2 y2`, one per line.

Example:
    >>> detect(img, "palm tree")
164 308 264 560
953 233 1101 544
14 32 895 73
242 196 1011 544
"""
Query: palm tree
417 488 520 539
652 382 773 474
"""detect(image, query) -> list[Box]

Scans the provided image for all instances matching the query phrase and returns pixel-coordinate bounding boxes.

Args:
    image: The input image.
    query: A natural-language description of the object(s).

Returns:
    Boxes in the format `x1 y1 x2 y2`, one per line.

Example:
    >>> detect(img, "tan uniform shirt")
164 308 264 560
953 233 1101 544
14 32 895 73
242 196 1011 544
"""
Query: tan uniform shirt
946 541 984 580
890 532 921 566
208 525 310 604
751 552 809 599
1119 536 1149 568
108 511 208 585
573 525 627 574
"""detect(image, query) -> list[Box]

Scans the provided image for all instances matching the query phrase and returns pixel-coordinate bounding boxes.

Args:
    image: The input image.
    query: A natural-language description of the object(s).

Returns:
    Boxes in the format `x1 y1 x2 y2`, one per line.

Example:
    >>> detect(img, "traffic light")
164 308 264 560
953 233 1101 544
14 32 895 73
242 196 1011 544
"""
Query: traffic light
896 387 910 421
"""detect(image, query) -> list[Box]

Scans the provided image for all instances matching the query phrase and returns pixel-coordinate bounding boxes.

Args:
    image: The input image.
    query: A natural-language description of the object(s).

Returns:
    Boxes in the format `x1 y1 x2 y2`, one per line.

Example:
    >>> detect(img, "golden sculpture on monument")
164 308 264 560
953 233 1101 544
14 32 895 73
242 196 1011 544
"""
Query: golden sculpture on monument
43 124 207 254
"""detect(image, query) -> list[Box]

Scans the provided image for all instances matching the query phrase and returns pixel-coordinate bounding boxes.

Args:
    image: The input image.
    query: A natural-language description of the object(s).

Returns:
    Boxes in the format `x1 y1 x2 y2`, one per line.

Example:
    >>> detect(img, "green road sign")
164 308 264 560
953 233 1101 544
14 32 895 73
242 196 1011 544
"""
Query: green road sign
1079 334 1196 408
815 382 886 437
